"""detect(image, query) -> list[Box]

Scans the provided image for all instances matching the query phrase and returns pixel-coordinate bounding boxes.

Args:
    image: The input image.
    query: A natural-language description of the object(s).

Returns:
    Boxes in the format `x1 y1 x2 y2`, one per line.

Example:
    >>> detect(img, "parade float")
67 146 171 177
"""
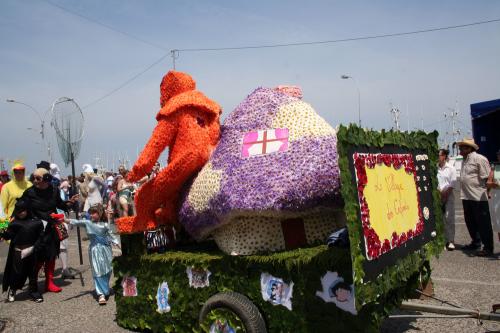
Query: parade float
113 71 444 333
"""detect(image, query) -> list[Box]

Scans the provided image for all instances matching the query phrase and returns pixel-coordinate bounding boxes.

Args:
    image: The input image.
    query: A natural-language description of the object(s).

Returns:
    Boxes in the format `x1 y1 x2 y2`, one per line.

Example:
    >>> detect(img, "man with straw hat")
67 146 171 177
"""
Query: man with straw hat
457 137 494 257
0 160 32 220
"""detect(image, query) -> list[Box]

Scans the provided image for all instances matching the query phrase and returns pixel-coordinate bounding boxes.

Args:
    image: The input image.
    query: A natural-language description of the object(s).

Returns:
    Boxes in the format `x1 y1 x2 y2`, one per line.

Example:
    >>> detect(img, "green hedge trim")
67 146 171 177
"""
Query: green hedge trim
114 243 422 333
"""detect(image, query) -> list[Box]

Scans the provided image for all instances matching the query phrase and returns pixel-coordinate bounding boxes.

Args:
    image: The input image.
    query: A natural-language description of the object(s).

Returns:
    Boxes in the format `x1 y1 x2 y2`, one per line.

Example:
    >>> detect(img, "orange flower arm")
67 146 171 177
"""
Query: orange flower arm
128 119 176 182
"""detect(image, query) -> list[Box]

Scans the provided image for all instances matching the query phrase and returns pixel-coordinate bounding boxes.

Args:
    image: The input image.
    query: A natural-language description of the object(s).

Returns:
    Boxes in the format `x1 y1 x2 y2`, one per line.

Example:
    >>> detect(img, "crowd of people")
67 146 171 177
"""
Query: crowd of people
0 159 157 305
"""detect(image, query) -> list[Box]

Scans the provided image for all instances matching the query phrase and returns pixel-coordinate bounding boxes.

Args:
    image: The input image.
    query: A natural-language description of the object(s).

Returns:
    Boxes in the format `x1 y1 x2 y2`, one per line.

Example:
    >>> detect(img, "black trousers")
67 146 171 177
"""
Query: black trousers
462 200 494 252
10 251 38 292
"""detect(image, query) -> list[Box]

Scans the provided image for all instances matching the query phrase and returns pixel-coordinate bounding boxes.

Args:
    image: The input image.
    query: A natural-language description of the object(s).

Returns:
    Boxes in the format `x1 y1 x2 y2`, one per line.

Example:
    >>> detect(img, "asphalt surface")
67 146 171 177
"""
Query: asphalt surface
381 206 500 333
0 206 499 333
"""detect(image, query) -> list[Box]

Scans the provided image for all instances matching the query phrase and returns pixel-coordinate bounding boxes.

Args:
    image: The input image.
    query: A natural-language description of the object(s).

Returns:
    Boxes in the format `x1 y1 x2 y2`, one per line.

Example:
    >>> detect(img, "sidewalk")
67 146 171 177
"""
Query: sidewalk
0 226 129 333
382 204 500 333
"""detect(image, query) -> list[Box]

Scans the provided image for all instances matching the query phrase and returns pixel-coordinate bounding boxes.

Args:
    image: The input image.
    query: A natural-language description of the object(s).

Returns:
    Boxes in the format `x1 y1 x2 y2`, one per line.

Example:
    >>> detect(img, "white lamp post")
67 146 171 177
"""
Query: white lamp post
341 75 361 127
6 99 52 160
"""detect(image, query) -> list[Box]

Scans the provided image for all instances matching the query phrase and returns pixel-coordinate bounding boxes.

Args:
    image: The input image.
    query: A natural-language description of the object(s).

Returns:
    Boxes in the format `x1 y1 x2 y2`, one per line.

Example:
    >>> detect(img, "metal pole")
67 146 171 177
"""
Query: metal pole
352 77 361 127
400 301 500 322
340 75 361 127
71 149 83 265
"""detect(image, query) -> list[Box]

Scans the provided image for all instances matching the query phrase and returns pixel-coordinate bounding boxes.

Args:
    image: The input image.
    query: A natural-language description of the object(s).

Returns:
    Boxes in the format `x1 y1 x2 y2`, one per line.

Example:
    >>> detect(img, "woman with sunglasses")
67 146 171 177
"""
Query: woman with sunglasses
19 168 79 293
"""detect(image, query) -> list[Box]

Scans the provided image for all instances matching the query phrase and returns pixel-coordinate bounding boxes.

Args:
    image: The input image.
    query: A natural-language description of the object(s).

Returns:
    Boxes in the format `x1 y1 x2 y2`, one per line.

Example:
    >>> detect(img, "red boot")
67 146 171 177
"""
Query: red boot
45 259 62 293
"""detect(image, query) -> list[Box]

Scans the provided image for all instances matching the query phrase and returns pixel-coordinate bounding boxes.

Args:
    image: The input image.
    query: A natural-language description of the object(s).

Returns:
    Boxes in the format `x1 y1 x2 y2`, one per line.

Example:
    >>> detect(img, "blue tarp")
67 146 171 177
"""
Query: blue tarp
470 98 500 119
470 98 500 162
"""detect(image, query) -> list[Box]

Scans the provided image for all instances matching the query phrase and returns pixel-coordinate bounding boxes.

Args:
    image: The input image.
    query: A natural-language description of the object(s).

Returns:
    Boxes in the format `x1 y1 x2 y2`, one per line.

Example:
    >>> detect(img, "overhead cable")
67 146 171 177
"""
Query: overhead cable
82 52 171 109
42 0 168 51
74 15 500 109
176 18 500 52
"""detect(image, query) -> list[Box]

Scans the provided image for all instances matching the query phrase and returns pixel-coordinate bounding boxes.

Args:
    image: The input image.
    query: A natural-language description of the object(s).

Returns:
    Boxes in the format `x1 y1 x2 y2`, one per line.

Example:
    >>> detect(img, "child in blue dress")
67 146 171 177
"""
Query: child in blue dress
69 204 119 305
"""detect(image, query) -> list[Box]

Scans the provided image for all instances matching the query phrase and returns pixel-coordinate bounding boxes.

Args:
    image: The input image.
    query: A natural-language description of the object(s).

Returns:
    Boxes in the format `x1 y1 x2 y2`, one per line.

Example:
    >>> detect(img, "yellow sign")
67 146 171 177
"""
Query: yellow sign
363 165 420 242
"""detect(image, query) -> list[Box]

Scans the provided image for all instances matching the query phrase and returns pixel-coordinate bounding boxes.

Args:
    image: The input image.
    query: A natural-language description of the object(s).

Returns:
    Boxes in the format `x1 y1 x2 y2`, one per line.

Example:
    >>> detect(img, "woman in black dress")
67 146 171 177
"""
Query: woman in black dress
20 168 78 293
1 199 44 302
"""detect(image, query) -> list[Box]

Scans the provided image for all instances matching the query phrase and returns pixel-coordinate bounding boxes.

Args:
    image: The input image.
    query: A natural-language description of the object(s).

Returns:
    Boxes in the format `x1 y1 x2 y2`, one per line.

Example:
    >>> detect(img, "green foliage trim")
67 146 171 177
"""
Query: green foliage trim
199 309 246 332
114 243 416 333
336 124 444 307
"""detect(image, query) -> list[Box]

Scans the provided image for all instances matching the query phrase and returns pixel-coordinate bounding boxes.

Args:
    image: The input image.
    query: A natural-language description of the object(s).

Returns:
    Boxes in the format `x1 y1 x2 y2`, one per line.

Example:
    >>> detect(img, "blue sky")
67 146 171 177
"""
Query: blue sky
1 0 499 174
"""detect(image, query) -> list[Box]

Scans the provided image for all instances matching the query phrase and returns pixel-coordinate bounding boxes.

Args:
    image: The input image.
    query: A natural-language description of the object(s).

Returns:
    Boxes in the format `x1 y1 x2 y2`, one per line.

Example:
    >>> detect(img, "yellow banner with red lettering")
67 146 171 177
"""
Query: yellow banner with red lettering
363 165 420 242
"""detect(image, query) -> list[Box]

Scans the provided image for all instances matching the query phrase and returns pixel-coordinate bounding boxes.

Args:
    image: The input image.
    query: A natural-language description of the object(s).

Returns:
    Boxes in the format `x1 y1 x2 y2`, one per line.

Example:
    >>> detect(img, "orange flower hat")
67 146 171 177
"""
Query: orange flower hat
157 71 221 121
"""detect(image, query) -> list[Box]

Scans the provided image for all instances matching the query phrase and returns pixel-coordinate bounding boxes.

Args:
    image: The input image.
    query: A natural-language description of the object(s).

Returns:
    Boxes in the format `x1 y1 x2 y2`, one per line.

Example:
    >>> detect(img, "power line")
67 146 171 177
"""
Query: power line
41 0 500 54
77 16 500 109
42 0 168 51
176 18 500 52
82 52 171 109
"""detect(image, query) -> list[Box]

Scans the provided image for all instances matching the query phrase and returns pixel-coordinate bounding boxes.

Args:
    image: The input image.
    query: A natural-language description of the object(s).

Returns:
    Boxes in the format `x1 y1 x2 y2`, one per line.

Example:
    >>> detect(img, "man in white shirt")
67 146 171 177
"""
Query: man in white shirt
457 138 494 257
437 149 457 250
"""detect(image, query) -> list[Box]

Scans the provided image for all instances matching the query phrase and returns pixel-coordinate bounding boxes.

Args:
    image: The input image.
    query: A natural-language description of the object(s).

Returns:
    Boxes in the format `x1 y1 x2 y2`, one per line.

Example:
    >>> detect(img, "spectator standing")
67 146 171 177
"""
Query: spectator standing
60 180 70 201
77 173 88 214
58 178 77 279
20 168 79 292
49 163 62 188
83 172 105 213
0 170 10 192
1 162 32 220
117 165 135 217
457 138 494 257
487 149 500 242
1 199 44 303
150 161 161 179
437 148 457 250
104 173 114 206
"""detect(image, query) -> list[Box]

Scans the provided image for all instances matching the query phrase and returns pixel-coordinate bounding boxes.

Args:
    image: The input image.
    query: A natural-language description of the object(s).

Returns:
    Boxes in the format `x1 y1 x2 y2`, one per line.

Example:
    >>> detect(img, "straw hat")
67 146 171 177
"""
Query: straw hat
456 137 479 151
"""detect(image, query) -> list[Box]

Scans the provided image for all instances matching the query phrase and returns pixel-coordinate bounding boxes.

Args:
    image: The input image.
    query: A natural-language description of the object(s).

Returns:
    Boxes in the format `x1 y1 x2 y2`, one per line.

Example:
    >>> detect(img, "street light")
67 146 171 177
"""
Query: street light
6 99 52 160
340 75 361 127
26 127 42 135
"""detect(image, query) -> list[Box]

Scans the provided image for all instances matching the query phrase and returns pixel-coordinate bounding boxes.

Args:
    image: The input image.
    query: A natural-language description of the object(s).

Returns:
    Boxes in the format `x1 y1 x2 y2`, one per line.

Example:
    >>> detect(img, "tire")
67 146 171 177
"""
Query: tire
199 291 267 333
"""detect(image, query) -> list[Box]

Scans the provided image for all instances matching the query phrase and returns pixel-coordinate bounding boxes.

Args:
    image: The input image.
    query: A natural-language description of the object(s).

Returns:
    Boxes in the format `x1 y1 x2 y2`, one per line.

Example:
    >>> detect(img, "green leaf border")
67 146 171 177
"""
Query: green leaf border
336 124 445 306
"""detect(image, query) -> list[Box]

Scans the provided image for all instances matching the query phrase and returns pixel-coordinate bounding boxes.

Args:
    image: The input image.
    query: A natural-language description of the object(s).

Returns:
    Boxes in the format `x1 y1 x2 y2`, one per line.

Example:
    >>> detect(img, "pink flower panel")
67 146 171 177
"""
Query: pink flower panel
242 129 289 157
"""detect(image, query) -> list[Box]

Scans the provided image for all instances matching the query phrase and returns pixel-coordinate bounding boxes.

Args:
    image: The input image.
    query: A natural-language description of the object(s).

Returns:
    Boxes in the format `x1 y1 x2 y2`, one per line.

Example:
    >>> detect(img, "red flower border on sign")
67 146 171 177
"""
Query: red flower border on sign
353 153 424 260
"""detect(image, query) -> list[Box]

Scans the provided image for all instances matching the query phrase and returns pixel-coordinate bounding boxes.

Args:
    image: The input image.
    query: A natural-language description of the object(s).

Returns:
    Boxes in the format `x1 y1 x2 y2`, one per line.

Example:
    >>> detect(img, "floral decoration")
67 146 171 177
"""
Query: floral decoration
179 87 342 243
115 70 221 234
353 153 425 260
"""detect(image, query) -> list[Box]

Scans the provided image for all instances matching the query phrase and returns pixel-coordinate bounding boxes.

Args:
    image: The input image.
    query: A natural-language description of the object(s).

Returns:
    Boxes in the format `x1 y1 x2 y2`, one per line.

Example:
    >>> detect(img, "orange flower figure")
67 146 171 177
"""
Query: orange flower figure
116 71 221 234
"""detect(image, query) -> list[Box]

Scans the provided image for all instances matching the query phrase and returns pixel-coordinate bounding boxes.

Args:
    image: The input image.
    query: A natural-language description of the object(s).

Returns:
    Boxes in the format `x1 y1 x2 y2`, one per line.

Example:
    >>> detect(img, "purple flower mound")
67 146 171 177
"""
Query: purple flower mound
179 87 341 240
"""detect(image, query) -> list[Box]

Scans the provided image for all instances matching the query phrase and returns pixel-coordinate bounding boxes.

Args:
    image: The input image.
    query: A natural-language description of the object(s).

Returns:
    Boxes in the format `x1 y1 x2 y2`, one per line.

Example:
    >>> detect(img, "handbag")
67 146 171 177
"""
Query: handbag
54 221 69 241
50 213 69 241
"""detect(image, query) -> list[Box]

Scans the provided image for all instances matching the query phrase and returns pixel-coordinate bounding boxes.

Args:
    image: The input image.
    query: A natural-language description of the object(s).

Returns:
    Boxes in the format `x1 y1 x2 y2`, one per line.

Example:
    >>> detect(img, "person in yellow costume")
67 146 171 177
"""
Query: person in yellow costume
0 161 32 220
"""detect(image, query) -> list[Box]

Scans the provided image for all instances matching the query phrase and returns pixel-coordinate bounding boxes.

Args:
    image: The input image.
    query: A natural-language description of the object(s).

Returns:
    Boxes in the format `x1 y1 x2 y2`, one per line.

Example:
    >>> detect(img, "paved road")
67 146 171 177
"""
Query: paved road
381 207 500 333
0 208 499 332
0 226 128 333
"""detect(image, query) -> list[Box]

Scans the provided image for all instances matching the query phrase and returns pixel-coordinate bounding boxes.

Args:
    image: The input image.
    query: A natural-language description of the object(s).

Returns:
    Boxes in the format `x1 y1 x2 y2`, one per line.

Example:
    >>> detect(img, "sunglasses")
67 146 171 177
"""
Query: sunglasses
34 176 44 181
13 170 24 173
